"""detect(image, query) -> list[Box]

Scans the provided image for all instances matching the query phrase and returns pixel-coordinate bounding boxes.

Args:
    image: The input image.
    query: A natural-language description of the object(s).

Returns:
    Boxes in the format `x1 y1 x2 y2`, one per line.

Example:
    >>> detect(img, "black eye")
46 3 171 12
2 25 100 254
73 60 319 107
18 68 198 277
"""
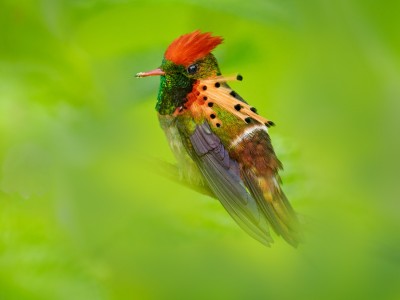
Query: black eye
187 64 198 74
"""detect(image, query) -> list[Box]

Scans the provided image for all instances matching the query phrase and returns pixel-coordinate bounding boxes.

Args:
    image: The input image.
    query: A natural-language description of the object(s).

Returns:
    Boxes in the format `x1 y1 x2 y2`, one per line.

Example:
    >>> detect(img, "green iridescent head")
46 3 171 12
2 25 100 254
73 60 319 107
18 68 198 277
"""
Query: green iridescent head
136 30 223 115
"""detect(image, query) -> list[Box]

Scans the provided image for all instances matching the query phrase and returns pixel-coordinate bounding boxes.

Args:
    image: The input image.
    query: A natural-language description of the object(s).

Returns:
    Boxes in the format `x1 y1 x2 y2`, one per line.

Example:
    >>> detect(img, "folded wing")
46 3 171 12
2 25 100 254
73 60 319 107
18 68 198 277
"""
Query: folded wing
187 122 274 246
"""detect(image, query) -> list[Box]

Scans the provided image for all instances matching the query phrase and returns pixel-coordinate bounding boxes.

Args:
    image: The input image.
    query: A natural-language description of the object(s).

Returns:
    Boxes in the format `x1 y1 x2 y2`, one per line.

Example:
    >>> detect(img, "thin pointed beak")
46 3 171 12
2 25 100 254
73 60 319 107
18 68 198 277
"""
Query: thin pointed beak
135 68 165 78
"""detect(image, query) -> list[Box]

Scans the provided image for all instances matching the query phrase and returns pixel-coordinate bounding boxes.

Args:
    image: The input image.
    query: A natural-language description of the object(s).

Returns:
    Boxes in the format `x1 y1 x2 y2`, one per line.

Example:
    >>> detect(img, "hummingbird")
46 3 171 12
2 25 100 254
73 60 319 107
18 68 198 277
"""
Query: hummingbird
136 30 301 247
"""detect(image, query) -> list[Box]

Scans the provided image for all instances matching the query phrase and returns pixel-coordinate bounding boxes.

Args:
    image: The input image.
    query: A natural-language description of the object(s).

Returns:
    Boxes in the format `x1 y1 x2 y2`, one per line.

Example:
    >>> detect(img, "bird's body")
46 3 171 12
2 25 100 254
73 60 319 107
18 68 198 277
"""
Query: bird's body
137 31 301 246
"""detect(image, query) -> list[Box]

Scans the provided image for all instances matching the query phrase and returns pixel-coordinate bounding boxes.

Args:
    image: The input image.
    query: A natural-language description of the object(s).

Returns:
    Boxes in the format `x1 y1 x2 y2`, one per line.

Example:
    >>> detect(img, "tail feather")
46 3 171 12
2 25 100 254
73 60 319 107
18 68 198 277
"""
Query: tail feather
241 167 302 247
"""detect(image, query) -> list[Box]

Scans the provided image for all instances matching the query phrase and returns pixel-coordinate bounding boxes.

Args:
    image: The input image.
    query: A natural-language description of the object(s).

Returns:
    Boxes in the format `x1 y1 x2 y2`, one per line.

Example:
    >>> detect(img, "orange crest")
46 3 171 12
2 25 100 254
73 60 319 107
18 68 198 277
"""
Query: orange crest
164 30 223 67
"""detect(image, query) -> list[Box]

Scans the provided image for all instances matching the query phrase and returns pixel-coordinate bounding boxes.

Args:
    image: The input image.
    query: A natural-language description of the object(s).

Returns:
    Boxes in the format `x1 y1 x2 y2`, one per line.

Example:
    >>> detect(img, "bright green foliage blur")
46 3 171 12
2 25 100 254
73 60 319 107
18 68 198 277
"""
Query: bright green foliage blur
1 0 399 299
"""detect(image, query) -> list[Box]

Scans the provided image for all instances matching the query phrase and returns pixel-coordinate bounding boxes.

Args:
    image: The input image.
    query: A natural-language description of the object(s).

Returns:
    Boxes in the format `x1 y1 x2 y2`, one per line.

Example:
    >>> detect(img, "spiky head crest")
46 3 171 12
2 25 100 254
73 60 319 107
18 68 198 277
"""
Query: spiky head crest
164 30 223 67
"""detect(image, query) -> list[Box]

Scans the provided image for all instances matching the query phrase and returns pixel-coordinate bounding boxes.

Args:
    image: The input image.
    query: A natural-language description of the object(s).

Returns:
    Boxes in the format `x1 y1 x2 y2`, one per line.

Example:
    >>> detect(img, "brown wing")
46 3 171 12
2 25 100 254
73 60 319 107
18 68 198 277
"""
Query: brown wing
231 128 301 247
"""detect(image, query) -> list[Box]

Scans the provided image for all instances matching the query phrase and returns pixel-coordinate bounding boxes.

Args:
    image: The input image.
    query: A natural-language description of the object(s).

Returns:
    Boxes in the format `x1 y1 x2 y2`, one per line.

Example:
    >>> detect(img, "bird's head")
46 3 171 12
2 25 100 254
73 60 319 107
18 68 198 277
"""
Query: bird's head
136 30 223 115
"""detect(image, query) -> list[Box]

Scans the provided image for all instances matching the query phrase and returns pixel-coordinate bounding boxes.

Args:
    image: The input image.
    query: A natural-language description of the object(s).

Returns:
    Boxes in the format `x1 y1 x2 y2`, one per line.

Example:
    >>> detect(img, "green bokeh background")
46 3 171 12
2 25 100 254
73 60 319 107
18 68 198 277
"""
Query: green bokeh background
1 0 399 299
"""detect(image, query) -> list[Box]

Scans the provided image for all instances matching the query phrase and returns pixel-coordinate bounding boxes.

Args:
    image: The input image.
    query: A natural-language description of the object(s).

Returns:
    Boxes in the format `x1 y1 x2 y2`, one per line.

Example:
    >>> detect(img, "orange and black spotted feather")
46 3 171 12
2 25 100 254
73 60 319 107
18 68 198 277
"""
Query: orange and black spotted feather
177 75 301 246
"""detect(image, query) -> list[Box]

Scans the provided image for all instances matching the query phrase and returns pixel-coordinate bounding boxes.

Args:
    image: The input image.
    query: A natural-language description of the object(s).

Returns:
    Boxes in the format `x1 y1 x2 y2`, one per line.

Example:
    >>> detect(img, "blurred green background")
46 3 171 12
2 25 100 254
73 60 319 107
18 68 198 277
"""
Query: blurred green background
1 0 399 299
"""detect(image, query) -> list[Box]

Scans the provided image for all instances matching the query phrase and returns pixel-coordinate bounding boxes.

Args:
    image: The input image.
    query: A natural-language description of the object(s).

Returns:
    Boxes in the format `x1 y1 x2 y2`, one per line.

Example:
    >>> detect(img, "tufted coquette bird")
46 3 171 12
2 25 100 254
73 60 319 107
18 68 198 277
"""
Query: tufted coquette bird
136 30 301 247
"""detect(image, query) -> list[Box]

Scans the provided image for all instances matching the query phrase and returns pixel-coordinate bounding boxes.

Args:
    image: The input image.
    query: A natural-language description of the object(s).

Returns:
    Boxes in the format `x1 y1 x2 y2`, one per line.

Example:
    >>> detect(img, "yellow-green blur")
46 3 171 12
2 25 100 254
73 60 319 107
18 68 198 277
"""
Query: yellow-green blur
0 1 399 299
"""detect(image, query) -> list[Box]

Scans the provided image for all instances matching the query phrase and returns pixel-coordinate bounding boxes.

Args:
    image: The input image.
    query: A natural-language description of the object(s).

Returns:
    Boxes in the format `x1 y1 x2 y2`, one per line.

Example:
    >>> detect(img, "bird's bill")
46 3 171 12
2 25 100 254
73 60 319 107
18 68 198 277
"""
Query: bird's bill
135 68 165 78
